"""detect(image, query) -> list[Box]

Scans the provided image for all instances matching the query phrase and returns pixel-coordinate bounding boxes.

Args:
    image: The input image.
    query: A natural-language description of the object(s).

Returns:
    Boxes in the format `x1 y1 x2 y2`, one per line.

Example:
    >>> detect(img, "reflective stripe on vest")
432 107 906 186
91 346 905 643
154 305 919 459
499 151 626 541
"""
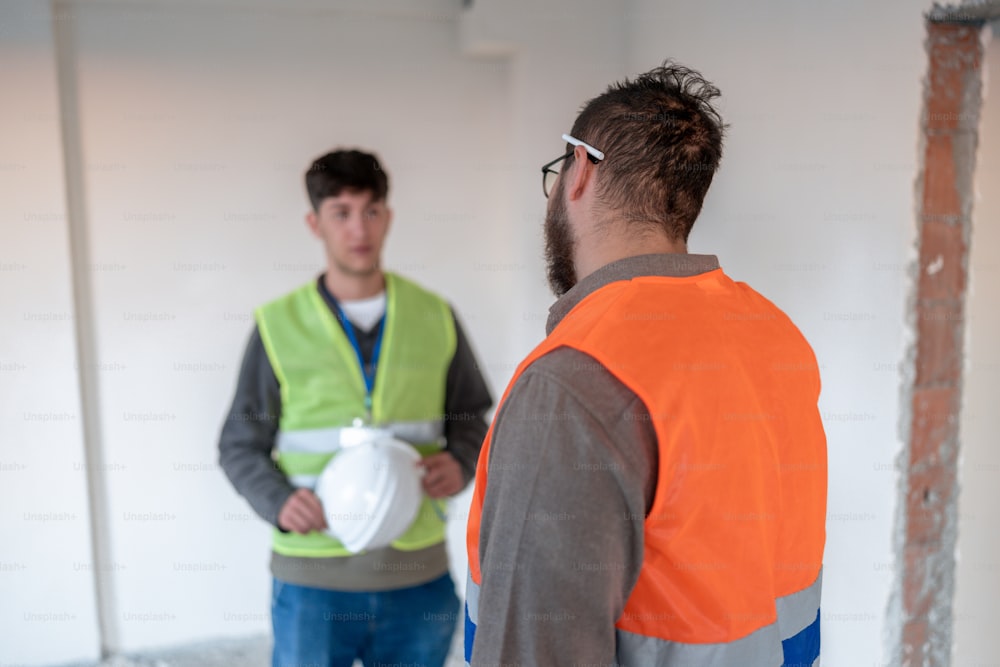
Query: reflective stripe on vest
257 272 456 557
279 420 446 490
465 269 826 665
464 571 821 666
277 420 446 455
616 570 821 667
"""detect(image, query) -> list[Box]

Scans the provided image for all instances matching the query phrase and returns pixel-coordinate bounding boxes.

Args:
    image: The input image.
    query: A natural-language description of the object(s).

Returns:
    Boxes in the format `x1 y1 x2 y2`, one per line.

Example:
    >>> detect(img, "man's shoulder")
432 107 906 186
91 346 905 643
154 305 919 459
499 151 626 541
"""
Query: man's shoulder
725 277 817 358
495 346 658 492
387 272 450 308
513 346 644 420
255 281 317 318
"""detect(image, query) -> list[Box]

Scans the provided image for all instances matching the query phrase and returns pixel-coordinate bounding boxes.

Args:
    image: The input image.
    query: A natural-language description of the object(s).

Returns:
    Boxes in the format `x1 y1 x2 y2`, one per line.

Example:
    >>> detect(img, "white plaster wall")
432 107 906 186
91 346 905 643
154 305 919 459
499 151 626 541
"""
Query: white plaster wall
0 2 101 664
625 1 929 663
458 0 629 361
64 0 508 654
953 23 1000 667
2 0 970 663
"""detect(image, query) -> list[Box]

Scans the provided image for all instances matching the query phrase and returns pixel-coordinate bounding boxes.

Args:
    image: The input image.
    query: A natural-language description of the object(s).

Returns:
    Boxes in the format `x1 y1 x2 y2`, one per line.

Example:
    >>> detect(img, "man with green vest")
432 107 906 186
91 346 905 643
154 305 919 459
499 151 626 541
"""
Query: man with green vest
219 148 492 667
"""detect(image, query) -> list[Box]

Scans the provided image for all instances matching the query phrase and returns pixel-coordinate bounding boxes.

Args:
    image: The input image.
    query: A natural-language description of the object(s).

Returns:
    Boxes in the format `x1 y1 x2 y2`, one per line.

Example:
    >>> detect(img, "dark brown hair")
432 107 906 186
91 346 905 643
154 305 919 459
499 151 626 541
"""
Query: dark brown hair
305 149 389 211
569 61 726 241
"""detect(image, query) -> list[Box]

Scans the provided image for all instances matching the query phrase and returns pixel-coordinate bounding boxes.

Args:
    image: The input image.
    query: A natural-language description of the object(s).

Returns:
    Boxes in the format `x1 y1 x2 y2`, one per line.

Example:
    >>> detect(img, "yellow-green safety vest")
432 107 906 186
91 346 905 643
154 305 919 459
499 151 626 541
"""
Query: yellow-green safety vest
255 272 456 557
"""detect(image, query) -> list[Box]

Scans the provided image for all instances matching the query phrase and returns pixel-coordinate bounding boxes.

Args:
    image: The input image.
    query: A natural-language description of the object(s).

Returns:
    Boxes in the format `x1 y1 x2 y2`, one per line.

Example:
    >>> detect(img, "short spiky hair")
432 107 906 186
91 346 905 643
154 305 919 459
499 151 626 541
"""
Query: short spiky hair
568 61 726 241
305 149 389 211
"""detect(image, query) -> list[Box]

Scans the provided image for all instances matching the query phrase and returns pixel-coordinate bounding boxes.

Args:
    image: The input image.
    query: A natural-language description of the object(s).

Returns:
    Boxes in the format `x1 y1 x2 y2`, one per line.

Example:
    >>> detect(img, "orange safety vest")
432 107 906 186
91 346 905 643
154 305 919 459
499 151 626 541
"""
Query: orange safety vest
465 268 827 666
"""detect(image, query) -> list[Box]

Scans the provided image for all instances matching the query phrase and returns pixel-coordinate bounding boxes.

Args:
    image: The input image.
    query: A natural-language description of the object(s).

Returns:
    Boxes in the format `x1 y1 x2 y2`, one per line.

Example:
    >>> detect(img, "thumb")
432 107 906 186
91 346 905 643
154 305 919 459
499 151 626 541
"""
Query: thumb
418 454 438 468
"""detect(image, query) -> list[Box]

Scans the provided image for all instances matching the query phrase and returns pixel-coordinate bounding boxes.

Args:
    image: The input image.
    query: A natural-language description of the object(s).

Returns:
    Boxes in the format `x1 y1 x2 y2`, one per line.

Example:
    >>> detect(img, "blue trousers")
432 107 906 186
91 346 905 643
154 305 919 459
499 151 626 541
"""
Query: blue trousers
271 572 459 667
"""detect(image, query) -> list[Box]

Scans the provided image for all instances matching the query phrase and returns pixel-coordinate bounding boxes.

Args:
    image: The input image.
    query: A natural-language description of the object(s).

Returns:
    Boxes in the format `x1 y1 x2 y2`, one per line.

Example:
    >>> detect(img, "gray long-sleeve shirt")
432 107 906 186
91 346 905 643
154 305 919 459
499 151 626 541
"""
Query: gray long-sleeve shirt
472 253 722 665
219 274 492 591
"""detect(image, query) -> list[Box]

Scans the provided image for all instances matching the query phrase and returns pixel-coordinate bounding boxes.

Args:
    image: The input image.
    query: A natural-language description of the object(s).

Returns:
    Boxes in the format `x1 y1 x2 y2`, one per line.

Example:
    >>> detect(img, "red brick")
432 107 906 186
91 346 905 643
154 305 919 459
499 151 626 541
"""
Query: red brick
927 23 983 63
902 618 928 666
909 387 958 469
924 24 983 132
914 301 963 387
925 61 964 132
922 135 960 219
897 20 981 663
917 220 967 300
903 544 937 616
906 465 957 545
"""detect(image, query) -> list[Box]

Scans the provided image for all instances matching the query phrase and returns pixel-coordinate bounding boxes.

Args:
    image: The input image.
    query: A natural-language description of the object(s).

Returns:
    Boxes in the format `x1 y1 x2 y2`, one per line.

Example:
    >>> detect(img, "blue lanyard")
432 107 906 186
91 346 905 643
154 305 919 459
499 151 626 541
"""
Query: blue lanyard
332 301 385 415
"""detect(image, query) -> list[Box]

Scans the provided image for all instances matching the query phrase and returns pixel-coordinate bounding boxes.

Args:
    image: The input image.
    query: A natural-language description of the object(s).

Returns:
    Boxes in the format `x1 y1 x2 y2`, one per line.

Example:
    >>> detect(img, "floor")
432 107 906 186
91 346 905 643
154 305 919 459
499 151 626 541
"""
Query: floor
56 631 465 667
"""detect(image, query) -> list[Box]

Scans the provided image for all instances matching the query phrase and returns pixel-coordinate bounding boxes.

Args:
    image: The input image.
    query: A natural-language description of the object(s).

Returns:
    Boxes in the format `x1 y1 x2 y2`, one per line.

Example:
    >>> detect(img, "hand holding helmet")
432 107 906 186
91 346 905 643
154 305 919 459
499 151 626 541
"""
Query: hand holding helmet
419 452 465 498
277 488 328 534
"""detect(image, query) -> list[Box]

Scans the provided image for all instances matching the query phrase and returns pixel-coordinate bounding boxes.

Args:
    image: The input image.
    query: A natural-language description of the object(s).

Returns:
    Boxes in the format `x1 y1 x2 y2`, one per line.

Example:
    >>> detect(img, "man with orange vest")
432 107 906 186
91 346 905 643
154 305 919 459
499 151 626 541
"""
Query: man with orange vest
465 62 827 666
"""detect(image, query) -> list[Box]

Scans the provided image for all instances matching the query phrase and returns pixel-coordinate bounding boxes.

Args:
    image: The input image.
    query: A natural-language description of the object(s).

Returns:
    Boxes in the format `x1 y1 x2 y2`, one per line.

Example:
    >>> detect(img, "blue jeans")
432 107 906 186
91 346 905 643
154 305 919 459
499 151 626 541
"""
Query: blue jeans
271 572 459 667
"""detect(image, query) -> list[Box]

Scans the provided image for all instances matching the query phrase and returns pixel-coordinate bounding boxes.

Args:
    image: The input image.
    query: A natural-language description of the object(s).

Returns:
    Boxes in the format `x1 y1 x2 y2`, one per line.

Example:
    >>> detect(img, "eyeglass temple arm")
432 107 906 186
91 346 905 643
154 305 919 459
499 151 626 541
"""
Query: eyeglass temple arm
561 133 605 161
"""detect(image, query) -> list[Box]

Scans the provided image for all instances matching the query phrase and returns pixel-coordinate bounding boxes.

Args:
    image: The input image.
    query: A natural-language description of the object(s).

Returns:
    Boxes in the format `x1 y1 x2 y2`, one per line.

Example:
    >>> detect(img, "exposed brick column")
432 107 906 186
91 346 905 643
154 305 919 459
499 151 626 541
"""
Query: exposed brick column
901 20 983 667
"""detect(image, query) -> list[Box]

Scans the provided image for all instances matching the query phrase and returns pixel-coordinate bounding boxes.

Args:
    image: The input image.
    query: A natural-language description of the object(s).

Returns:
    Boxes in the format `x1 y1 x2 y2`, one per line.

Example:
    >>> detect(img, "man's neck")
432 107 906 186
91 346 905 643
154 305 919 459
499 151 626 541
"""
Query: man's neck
574 227 686 283
323 269 385 302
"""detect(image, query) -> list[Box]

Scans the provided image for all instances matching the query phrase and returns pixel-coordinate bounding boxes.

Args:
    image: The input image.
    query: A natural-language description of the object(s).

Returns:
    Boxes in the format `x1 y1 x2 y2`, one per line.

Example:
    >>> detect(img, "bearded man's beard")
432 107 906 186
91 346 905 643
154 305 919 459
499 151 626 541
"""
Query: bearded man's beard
544 178 577 297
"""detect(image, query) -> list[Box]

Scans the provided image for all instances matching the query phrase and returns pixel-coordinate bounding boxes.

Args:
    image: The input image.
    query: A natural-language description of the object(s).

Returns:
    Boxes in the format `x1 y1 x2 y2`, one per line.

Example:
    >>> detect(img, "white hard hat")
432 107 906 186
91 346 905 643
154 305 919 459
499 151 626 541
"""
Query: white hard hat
314 427 423 554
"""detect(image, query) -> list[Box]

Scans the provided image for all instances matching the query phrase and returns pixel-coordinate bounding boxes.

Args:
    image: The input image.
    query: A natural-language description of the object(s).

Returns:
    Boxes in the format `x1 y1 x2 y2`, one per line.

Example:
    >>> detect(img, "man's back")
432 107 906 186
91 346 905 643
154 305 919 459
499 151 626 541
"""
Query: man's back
468 256 826 666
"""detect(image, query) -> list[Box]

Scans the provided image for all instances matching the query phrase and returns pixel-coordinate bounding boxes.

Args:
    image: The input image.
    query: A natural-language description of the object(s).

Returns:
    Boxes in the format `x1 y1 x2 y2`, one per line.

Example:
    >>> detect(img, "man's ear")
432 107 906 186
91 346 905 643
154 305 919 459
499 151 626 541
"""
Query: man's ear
305 210 321 239
566 144 596 202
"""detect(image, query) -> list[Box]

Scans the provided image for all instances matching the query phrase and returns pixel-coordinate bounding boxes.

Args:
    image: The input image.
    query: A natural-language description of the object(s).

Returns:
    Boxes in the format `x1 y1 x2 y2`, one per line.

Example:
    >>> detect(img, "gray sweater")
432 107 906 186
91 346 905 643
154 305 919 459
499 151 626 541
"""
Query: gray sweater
218 275 492 591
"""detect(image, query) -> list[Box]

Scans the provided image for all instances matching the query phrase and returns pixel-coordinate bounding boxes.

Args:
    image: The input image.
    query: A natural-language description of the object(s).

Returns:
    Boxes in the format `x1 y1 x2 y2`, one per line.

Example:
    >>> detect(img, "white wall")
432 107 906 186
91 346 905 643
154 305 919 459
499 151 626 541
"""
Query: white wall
459 0 629 358
953 23 1000 667
0 2 101 664
1 0 973 665
625 0 929 663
